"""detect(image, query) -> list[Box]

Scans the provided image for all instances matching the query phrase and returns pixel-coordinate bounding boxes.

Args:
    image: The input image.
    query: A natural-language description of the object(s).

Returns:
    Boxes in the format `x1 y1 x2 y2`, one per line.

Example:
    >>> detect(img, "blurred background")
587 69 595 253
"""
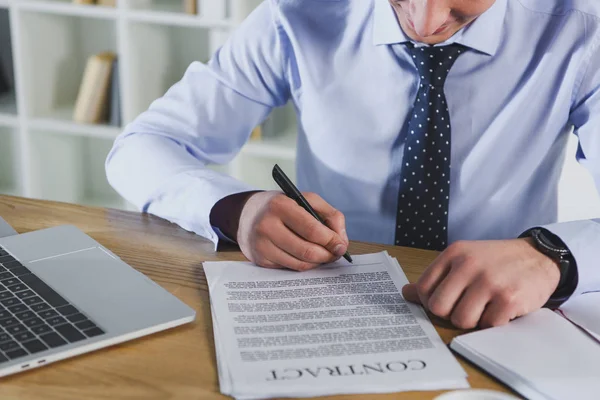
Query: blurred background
0 0 598 223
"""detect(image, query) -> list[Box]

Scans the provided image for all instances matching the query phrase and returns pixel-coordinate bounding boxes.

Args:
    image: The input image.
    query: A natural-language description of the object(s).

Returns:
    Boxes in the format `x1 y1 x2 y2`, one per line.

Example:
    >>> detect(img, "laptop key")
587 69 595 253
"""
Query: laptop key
3 261 23 270
30 302 51 312
11 267 31 277
15 311 35 321
0 298 19 307
15 290 35 300
55 324 86 343
56 305 78 316
0 278 19 287
6 324 27 335
67 313 87 323
47 316 67 326
0 255 15 264
0 332 11 343
75 320 96 330
22 339 48 354
0 272 11 280
19 274 68 308
14 331 35 343
31 324 52 335
23 317 44 328
5 348 28 360
24 296 43 306
0 353 7 363
7 283 26 293
83 327 105 338
0 309 10 319
40 332 67 348
0 317 18 328
0 340 20 352
38 310 58 319
7 304 27 314
0 292 13 300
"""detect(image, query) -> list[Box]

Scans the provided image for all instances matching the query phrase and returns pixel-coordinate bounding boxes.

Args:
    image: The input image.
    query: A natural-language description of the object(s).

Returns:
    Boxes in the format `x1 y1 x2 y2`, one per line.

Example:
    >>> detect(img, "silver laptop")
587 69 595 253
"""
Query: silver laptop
0 223 196 377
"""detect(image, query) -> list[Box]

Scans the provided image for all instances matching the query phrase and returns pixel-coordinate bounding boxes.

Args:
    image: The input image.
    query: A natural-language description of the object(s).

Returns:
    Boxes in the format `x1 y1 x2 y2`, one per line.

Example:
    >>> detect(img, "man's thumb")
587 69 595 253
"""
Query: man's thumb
402 283 420 304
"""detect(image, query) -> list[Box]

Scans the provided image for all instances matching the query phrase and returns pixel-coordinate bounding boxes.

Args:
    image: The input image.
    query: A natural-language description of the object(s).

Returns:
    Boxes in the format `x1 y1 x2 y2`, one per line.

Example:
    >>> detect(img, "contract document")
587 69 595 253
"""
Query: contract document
204 251 468 399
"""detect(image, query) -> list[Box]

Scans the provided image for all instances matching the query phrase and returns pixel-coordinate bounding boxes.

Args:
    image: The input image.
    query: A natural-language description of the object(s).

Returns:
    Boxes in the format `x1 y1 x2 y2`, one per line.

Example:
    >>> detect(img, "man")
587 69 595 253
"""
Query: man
106 0 600 330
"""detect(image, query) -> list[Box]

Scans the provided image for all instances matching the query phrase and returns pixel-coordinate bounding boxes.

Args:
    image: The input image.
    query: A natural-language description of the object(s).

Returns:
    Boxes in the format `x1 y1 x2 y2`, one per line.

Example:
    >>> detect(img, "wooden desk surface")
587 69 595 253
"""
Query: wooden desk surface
0 196 513 399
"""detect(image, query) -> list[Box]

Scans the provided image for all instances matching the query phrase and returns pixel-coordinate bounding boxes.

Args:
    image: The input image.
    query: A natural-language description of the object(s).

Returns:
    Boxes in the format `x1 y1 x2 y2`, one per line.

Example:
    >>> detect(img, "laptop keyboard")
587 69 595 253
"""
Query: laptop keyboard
0 247 105 363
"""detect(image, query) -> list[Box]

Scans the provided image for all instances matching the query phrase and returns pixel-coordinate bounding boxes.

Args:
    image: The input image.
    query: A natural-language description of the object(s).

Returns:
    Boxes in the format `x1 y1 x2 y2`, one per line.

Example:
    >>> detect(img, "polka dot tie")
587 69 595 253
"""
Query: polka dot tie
395 44 465 251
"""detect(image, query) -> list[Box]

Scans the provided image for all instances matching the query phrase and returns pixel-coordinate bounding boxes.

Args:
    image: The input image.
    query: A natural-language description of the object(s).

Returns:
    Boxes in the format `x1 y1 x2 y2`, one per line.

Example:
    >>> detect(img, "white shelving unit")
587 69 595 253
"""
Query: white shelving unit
0 0 296 210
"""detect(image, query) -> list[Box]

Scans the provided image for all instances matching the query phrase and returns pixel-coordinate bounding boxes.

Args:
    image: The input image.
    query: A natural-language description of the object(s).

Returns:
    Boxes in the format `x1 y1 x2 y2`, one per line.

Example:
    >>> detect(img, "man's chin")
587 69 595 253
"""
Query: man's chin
404 27 460 45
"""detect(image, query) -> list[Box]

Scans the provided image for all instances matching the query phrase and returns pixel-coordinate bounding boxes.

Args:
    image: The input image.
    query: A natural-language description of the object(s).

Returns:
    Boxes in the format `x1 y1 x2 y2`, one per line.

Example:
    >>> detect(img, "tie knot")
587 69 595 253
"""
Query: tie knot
407 44 464 87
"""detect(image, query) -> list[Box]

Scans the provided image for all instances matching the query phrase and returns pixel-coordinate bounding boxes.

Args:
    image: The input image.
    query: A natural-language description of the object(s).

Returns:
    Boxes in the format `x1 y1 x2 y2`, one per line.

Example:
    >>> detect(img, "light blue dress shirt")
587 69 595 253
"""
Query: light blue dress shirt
106 0 600 301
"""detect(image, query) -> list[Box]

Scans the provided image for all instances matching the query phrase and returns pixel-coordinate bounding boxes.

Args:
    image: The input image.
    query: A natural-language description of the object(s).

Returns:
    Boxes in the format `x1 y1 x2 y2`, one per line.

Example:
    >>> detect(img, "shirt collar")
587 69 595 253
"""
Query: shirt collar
372 0 507 57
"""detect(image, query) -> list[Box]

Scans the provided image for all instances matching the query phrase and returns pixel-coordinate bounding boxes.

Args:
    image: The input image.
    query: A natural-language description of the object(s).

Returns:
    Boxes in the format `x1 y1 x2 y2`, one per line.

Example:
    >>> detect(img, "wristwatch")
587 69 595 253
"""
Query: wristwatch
521 228 577 307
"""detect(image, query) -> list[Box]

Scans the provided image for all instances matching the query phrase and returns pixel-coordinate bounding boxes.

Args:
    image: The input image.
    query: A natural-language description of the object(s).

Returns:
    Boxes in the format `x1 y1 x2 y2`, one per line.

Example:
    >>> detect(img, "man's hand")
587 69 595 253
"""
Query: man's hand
235 191 349 271
402 239 561 329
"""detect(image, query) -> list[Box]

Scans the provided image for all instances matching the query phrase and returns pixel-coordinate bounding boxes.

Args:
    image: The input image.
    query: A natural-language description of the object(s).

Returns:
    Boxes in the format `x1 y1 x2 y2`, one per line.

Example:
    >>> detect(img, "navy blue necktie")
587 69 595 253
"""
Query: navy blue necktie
395 44 465 251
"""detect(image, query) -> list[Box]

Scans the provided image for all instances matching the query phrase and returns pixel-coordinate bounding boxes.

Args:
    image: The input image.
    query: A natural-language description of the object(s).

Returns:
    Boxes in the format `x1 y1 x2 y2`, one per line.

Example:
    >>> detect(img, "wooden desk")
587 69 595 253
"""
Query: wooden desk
0 196 512 399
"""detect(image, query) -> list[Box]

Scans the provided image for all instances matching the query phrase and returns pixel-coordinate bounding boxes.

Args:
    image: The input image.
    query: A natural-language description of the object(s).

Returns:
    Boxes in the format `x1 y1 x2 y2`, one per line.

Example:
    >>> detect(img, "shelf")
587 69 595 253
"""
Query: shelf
16 1 117 20
127 21 212 119
231 153 296 190
125 9 233 29
242 131 297 161
0 91 18 127
19 10 117 121
29 106 121 140
0 185 20 197
0 127 20 196
29 130 123 208
0 0 297 209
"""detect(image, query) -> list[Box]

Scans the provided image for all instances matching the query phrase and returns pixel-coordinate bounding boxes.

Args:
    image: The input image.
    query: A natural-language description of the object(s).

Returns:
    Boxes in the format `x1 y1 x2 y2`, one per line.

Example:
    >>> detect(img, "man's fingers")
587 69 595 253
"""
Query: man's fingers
277 197 347 257
402 284 420 303
254 239 320 272
427 265 471 319
269 221 339 265
450 284 491 330
479 298 517 329
303 193 349 244
413 253 452 308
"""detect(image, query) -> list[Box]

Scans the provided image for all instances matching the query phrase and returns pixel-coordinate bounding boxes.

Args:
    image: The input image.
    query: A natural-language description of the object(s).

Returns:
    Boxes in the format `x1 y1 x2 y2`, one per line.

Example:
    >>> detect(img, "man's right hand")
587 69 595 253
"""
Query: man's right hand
225 191 349 271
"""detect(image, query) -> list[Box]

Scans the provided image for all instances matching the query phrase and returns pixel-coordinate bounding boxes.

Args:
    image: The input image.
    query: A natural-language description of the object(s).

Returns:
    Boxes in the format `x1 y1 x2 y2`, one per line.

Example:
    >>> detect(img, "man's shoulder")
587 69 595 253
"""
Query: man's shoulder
516 0 600 19
271 0 374 32
273 0 371 14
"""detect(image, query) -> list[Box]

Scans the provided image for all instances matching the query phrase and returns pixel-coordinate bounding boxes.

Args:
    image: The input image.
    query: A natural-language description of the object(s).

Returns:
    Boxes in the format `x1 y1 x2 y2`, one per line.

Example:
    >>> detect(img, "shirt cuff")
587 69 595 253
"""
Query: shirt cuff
145 169 257 251
213 226 238 245
541 220 600 305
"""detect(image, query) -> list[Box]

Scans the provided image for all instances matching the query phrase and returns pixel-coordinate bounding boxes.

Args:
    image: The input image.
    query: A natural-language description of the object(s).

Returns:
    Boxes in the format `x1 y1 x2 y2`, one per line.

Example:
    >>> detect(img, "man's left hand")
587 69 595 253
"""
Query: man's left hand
402 239 561 329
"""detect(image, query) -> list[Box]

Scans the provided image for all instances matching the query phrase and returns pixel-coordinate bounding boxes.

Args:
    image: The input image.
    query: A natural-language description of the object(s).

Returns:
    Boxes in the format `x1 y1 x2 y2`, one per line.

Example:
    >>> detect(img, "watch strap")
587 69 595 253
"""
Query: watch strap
519 227 577 308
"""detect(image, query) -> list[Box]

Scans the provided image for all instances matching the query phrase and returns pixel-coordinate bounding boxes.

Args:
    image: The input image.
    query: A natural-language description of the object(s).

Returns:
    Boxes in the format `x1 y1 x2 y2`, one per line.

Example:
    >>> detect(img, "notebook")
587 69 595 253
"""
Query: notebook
450 296 600 400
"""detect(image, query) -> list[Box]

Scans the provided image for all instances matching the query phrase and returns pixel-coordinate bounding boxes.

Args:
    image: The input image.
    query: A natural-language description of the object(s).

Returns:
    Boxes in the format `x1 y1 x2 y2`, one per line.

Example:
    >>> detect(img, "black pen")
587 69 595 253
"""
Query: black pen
272 164 353 263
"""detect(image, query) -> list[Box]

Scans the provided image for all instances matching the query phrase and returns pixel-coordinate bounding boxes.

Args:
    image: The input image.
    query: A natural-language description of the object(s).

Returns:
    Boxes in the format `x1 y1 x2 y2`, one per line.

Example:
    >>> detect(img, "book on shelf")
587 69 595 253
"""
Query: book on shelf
250 125 262 141
0 9 14 95
184 0 197 15
108 57 121 127
97 0 117 6
0 67 8 96
73 52 117 124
